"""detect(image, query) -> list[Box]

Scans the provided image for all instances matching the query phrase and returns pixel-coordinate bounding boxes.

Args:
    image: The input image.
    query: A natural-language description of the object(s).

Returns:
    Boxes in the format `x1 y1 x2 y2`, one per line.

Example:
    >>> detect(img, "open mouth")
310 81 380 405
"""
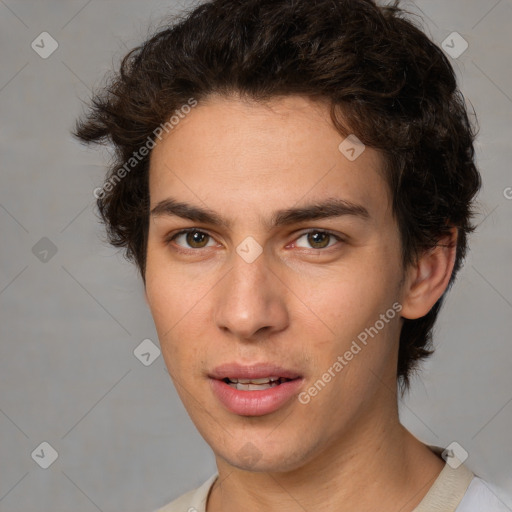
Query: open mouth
210 366 304 415
222 376 293 391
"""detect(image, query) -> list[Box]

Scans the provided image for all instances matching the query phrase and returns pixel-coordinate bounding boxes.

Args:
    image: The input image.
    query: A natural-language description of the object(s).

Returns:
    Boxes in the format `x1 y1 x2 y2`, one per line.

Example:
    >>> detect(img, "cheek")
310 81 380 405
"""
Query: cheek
145 243 198 329
292 248 403 384
302 262 398 337
144 254 215 374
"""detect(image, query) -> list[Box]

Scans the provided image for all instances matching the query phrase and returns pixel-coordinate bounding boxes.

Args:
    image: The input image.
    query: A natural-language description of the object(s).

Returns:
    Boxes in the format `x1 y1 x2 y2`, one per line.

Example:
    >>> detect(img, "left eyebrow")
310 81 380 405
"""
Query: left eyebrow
270 198 370 228
150 197 370 230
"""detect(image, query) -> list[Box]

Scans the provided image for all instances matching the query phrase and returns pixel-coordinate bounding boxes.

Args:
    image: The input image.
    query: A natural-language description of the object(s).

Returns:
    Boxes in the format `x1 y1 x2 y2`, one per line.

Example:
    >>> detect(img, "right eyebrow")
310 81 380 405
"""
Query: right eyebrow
150 198 231 228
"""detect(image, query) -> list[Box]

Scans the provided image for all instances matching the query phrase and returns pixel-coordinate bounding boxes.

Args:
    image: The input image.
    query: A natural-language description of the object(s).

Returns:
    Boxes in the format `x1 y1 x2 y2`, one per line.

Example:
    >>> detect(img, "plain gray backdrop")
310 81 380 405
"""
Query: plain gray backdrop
1 1 511 511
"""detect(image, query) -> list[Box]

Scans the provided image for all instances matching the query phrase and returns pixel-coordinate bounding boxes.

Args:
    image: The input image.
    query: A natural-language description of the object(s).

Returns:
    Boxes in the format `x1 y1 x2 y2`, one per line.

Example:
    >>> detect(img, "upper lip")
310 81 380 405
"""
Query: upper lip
209 362 301 380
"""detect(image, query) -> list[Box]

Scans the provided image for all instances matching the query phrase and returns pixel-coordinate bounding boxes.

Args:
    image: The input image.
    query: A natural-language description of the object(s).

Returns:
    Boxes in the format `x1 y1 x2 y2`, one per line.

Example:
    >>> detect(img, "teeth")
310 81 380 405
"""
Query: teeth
230 376 280 384
234 382 279 391
224 376 285 390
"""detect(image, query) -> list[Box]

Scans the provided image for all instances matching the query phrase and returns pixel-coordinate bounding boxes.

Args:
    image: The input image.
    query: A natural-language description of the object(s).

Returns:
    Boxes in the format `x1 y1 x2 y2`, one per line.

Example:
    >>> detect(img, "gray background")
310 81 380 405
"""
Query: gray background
1 1 511 511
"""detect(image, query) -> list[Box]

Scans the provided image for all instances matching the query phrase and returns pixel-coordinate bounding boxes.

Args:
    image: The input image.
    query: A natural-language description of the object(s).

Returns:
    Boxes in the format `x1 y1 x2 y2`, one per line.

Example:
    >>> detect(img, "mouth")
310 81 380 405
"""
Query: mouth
209 364 303 416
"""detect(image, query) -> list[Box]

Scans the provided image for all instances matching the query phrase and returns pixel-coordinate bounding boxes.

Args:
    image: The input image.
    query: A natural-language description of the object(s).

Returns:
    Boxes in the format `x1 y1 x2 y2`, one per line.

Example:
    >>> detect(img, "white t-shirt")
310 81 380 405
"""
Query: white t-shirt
456 477 511 512
155 459 510 512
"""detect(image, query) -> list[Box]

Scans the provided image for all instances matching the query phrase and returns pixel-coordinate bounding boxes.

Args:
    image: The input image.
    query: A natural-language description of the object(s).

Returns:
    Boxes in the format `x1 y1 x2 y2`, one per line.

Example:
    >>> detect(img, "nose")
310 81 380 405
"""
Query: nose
213 251 289 341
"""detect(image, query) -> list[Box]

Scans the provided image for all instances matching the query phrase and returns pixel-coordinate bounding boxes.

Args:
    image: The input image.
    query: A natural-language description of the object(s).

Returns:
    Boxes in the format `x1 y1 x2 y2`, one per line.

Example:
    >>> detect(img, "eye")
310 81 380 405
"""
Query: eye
294 230 341 250
169 229 217 249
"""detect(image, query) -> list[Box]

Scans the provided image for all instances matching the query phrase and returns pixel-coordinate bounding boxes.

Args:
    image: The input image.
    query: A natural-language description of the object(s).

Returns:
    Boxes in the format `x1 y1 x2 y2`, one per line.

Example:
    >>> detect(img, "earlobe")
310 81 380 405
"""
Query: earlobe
400 228 458 320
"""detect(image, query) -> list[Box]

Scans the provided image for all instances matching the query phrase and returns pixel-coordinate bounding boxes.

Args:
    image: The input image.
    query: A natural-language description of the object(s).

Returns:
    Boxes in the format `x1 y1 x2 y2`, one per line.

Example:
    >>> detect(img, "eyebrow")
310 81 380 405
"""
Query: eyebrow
150 197 370 229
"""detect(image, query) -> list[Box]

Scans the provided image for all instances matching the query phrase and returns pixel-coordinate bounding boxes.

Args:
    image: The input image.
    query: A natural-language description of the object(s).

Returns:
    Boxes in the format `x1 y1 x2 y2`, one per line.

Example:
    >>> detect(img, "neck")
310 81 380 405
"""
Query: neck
207 396 444 512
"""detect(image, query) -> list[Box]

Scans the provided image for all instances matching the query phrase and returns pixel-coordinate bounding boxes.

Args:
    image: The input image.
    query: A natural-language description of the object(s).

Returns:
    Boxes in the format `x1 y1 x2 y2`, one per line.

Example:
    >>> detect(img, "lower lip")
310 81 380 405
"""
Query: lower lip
209 378 304 416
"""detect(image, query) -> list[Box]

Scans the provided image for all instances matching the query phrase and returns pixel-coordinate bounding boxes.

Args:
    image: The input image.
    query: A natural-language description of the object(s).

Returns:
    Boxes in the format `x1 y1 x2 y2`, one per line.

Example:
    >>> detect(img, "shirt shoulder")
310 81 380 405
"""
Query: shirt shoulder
455 477 511 512
154 474 218 512
413 446 510 512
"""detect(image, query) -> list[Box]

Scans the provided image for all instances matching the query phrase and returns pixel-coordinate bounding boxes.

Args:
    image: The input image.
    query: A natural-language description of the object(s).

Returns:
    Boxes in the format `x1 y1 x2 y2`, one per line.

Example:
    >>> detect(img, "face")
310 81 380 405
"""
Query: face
145 95 407 473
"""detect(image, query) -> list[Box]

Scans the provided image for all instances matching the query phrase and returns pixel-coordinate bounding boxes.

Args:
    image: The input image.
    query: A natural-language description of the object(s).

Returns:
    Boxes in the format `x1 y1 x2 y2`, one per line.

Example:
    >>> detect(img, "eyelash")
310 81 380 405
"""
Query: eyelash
165 228 344 252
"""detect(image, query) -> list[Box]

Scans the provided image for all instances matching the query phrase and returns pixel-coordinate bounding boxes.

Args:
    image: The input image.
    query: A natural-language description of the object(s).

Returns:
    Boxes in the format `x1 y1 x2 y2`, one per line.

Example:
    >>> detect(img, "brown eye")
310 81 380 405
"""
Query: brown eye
295 230 340 250
172 230 214 249
307 232 330 249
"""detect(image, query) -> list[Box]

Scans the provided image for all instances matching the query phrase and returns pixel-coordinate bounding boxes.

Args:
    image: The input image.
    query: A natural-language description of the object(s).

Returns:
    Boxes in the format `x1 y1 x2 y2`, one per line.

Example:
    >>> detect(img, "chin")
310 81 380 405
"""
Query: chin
218 441 311 474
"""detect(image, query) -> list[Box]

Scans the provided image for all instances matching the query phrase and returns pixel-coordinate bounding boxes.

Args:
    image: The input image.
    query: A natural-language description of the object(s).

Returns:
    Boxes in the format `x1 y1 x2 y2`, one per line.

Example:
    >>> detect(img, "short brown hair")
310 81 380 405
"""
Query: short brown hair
74 0 481 390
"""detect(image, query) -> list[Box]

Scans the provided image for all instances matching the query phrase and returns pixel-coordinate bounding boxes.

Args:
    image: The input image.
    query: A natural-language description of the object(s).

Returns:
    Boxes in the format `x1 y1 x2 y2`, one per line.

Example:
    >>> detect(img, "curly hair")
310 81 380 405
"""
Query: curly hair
73 0 481 391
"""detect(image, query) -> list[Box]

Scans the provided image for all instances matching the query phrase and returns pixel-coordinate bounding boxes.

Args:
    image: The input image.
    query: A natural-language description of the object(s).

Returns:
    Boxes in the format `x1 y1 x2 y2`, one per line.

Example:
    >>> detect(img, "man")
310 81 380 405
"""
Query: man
74 0 508 510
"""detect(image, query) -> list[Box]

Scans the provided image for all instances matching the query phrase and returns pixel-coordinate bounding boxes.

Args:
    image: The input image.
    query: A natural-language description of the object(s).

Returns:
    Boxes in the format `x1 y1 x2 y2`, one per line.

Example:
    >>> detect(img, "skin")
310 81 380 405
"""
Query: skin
145 94 456 512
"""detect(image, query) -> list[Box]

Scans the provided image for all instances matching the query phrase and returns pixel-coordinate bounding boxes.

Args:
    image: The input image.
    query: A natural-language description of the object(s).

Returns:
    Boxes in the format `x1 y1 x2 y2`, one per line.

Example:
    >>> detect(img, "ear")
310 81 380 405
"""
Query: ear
400 228 458 320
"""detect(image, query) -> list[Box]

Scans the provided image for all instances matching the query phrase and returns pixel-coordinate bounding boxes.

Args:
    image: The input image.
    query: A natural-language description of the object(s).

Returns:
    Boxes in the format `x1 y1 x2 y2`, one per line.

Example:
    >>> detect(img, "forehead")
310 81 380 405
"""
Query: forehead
148 95 391 221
